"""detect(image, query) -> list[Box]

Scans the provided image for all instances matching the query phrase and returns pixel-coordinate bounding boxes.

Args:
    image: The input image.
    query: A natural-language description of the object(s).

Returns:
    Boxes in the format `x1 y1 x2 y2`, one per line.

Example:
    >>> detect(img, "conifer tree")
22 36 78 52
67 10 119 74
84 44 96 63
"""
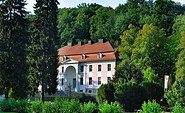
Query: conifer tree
28 0 59 102
0 0 29 99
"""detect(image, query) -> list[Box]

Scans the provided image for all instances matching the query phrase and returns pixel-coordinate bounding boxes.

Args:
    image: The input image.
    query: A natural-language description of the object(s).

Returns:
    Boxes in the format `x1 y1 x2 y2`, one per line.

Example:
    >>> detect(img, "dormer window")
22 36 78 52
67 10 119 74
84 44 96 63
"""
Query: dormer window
62 55 66 61
82 54 86 59
97 53 102 58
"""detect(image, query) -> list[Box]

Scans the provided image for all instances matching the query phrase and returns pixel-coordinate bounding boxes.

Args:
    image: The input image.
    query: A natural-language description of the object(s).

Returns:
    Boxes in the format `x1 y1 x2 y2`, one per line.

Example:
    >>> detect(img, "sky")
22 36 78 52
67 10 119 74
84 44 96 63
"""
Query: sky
25 0 185 14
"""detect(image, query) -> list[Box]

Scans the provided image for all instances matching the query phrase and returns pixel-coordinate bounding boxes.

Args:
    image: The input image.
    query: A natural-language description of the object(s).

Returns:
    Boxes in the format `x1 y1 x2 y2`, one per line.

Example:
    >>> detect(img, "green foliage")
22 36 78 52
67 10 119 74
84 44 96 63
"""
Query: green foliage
165 79 185 107
53 97 81 113
114 82 146 111
42 102 56 113
141 81 163 102
132 24 167 75
78 93 97 103
0 99 28 113
81 102 98 113
141 100 161 113
0 0 29 99
27 0 59 101
114 62 143 84
26 100 42 113
96 83 115 104
172 103 185 113
143 67 159 83
99 101 123 113
0 100 14 112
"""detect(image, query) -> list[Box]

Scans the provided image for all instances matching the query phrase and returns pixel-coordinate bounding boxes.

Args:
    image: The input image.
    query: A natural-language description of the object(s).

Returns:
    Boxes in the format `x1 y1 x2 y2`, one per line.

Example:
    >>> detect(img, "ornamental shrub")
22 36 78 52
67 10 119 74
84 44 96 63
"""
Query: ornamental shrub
99 101 123 113
172 103 185 113
25 100 42 113
81 101 98 113
42 102 56 113
0 100 13 112
141 100 161 113
54 97 81 113
96 83 115 104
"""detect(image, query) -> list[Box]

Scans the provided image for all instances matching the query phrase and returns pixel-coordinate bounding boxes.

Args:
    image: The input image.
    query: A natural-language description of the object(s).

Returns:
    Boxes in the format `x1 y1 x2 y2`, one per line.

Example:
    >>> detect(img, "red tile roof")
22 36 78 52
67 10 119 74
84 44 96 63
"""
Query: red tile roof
58 41 116 63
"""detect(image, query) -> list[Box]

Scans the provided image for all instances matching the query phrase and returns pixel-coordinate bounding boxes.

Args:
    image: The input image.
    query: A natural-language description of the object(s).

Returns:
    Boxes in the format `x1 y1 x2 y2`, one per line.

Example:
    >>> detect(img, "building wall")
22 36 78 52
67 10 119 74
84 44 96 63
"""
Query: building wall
84 60 115 93
57 60 116 94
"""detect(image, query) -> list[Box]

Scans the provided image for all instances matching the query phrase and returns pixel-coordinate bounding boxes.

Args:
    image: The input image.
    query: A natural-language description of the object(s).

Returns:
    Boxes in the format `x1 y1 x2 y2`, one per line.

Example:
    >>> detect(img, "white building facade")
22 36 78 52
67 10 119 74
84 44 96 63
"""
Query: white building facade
57 40 116 93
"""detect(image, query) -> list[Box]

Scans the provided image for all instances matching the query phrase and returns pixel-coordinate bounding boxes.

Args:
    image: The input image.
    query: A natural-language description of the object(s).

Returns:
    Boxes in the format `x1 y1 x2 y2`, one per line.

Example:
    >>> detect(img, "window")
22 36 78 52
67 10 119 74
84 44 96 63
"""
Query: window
80 77 83 85
98 77 101 85
98 65 101 71
81 65 84 72
107 64 111 71
89 65 92 72
62 67 64 73
82 54 86 59
89 77 92 85
61 78 64 85
97 53 102 58
107 77 111 83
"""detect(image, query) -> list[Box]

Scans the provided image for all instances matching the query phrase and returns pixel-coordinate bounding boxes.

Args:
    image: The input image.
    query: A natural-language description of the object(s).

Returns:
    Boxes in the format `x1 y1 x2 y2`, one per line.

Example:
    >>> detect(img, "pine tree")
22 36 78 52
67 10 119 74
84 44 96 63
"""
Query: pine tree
0 0 29 99
28 0 59 102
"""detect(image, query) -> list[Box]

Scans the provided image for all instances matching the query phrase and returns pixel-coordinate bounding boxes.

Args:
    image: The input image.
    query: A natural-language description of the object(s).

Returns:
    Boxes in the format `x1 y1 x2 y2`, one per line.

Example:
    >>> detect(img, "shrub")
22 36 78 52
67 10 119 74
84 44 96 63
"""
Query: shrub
96 83 115 104
141 100 161 113
0 100 13 112
79 93 97 103
14 100 30 113
81 102 98 113
54 97 81 113
141 81 163 102
42 102 56 113
114 83 146 111
172 103 185 113
99 101 123 113
25 100 42 113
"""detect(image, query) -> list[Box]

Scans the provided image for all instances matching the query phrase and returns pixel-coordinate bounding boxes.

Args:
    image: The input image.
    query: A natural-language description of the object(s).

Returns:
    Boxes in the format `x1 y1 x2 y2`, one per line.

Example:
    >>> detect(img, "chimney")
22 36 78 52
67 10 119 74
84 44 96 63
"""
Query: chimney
67 42 72 46
88 40 91 44
78 41 82 46
98 39 103 43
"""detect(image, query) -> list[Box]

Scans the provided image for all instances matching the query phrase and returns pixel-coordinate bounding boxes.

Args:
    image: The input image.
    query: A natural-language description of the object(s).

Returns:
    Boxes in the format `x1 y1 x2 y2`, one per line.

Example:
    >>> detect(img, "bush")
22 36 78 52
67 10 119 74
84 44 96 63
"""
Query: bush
54 97 81 113
0 100 14 112
141 100 161 113
14 100 30 113
81 102 98 113
78 93 97 103
42 102 56 113
114 83 146 111
96 83 115 104
25 100 42 113
141 81 163 102
172 103 185 113
99 101 123 113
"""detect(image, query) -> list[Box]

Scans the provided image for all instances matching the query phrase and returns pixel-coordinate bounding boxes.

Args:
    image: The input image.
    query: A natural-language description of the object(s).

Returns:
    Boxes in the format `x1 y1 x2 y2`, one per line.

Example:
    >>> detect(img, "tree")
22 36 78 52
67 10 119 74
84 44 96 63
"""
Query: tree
132 24 168 76
114 62 143 84
116 24 139 64
89 7 116 43
28 0 59 102
0 0 29 99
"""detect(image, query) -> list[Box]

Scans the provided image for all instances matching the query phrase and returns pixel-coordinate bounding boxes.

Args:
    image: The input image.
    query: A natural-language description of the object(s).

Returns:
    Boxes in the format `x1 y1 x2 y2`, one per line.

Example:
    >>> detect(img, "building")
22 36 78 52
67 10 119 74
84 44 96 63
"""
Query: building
57 39 116 93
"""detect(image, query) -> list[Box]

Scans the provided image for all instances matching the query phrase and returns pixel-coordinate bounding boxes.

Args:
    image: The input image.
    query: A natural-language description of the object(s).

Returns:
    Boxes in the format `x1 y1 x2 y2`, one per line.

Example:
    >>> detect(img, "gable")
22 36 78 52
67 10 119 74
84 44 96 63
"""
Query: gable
60 59 79 64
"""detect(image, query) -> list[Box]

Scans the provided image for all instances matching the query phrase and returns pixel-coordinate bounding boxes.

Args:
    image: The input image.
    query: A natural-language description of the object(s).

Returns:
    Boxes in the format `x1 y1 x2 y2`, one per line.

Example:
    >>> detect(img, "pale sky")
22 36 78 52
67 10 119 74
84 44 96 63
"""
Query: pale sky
25 0 185 14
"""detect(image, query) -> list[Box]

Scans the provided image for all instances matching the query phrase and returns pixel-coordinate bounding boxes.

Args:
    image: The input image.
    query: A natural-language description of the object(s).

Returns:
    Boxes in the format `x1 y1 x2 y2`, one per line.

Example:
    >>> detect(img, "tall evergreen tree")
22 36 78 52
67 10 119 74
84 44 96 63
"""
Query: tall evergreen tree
0 0 29 99
27 0 59 102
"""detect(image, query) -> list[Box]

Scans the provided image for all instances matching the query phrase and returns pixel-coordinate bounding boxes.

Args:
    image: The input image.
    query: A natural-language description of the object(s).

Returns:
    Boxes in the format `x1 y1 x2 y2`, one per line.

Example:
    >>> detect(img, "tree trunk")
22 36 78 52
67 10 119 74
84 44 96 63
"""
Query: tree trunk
41 83 45 103
5 87 8 99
